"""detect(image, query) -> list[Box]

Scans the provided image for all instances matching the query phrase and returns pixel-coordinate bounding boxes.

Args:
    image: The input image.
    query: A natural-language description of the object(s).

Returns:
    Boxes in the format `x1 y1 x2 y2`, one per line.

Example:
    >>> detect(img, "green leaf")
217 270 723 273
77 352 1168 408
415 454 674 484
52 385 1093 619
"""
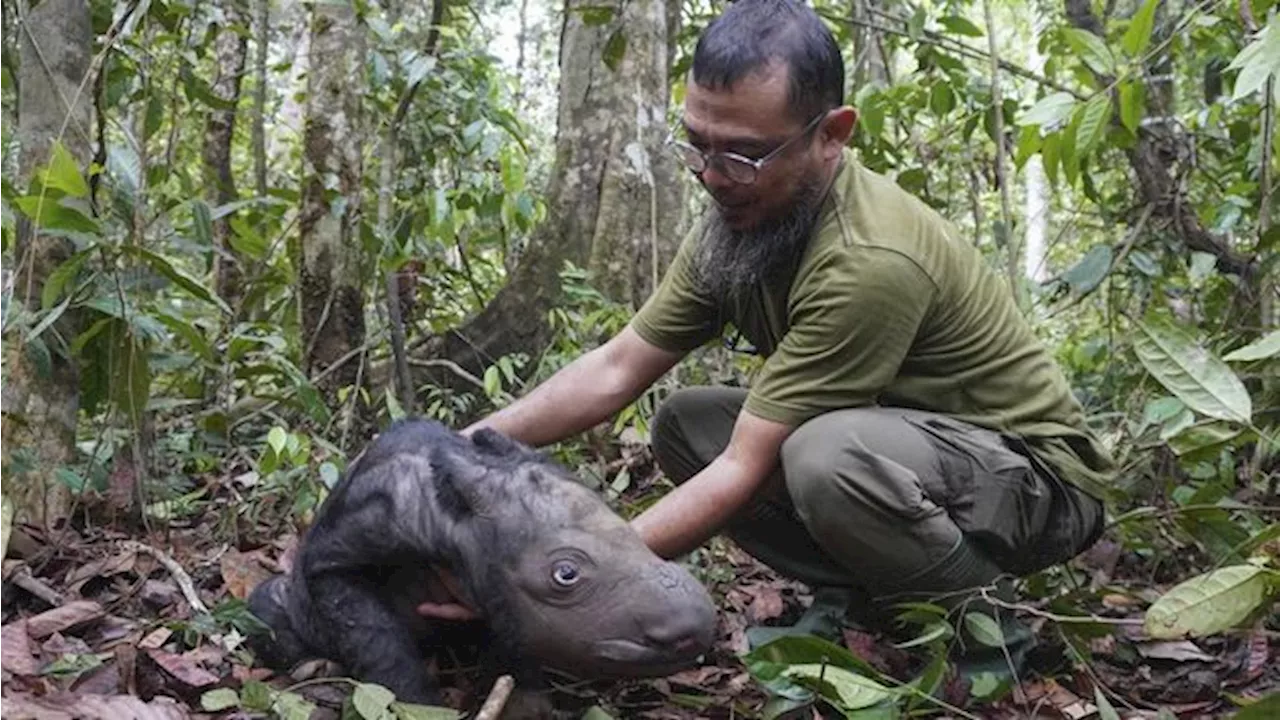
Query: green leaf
1232 691 1280 719
1119 81 1145 134
579 5 615 25
12 196 100 234
352 683 397 719
1133 317 1252 424
1165 420 1242 456
240 680 273 711
389 702 461 720
602 28 627 72
201 688 240 712
938 15 983 37
1014 125 1042 169
191 199 213 247
483 365 501 397
1223 330 1280 361
1122 0 1160 58
892 620 952 649
119 246 231 315
1019 92 1076 129
1229 18 1280 101
41 249 93 310
40 141 91 198
1042 132 1061 186
962 612 1005 647
1062 244 1112 294
267 427 288 456
319 461 341 488
274 691 316 720
1143 396 1186 425
780 664 894 710
1063 28 1116 75
1144 564 1277 638
1094 686 1121 720
108 321 150 425
929 83 955 116
1189 251 1217 284
1075 94 1111 156
577 707 615 720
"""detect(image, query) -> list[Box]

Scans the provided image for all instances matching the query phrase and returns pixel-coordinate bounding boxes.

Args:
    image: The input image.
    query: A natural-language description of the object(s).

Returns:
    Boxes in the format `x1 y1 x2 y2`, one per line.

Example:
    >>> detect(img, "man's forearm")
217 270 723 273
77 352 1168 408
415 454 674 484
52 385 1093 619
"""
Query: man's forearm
464 345 633 447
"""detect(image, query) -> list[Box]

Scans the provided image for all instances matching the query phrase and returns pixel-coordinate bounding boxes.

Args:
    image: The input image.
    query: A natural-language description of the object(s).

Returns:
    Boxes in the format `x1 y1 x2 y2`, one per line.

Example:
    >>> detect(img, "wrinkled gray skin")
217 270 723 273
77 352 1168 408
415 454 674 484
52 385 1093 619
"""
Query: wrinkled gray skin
246 418 717 709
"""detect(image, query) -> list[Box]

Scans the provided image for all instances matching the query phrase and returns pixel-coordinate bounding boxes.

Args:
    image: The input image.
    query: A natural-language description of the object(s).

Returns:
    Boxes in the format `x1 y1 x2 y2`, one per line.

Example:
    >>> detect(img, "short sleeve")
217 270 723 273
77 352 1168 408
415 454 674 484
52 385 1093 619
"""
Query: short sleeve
630 219 725 353
743 247 936 426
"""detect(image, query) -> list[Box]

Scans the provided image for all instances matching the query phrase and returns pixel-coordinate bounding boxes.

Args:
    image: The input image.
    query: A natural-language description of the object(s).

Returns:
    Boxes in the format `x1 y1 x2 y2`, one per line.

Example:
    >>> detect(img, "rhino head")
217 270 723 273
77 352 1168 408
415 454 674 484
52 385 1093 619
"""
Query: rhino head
433 428 719 679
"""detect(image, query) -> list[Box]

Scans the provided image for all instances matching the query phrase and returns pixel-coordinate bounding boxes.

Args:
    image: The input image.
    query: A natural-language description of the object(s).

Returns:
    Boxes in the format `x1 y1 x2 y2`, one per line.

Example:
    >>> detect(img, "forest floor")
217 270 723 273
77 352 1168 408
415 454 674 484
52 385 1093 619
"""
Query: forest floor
1 445 1277 720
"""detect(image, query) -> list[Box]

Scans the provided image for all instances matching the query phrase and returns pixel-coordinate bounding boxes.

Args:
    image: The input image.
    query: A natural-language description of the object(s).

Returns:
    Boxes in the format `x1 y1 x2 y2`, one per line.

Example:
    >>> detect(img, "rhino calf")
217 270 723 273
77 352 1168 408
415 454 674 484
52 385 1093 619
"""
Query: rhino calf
246 418 717 709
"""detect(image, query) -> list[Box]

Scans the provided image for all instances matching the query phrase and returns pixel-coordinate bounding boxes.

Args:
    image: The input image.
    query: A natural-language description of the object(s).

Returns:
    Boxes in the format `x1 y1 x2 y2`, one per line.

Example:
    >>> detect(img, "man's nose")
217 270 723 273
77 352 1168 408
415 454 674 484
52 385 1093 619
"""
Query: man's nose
698 162 735 193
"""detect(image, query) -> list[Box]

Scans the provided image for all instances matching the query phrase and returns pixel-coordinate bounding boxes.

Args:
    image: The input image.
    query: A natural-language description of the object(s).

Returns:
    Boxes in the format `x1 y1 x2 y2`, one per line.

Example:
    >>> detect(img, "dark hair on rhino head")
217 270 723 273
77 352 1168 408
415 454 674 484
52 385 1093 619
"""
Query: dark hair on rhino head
692 0 844 124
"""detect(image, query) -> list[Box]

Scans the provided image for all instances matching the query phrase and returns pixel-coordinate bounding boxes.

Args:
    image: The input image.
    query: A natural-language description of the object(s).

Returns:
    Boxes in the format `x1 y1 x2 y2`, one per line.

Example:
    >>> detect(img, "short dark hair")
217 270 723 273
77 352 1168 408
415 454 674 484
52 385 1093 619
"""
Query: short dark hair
691 0 844 124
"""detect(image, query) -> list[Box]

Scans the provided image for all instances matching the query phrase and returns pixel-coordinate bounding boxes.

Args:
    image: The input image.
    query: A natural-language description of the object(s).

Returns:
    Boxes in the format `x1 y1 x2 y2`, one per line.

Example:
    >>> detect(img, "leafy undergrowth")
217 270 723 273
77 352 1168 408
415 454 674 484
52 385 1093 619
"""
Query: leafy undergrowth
2 446 1277 720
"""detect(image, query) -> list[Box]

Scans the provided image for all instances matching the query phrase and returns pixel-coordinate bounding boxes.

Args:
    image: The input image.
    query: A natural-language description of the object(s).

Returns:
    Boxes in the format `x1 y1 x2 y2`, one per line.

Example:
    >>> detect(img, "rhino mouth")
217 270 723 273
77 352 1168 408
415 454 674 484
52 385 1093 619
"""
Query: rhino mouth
587 639 706 676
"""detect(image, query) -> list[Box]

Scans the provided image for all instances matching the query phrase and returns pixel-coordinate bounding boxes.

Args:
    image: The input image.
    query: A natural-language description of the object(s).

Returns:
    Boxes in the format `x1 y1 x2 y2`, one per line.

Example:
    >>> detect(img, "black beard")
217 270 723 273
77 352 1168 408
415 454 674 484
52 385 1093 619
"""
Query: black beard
691 173 826 307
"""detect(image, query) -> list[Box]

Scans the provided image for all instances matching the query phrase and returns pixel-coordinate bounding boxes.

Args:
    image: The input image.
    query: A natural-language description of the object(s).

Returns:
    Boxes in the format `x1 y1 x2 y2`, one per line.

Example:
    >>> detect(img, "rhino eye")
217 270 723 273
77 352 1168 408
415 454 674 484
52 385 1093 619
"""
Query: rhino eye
551 561 581 587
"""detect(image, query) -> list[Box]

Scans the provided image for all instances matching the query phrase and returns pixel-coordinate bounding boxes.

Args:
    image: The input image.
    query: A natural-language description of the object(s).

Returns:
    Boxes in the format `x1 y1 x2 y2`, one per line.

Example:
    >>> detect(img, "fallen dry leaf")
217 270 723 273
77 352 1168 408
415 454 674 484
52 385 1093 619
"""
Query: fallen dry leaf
1014 678 1096 720
41 631 92 657
667 665 729 688
219 547 274 599
1135 640 1216 663
144 648 219 688
65 550 137 591
139 627 173 649
744 583 785 623
1 691 189 720
2 620 44 676
26 600 106 639
1244 629 1269 681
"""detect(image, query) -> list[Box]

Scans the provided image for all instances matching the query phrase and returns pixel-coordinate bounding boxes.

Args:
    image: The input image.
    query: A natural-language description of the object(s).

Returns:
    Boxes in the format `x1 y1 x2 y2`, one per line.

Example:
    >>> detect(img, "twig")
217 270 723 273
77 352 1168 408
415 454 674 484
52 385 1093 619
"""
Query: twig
981 0 1017 300
120 541 210 615
9 564 65 606
977 588 1144 626
408 357 515 402
1104 503 1280 535
475 675 515 720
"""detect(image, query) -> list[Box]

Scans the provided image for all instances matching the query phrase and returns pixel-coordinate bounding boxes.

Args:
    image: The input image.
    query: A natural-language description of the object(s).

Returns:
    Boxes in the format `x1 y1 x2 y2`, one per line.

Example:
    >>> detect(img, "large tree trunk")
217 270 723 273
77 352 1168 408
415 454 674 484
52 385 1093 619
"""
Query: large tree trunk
2 0 95 528
414 0 680 396
203 0 249 312
298 2 367 425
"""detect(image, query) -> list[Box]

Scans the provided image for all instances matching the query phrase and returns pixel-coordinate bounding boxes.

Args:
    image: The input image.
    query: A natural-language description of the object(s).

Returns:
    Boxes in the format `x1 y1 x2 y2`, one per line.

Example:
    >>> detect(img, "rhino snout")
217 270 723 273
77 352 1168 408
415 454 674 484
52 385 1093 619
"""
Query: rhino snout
588 561 717 676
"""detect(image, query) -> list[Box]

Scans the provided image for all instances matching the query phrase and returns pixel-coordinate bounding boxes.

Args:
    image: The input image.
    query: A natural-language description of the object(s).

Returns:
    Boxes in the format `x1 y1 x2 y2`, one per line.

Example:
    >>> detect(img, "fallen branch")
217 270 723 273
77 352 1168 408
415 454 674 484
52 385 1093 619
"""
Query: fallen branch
978 588 1144 626
120 541 210 616
9 564 65 606
475 675 515 720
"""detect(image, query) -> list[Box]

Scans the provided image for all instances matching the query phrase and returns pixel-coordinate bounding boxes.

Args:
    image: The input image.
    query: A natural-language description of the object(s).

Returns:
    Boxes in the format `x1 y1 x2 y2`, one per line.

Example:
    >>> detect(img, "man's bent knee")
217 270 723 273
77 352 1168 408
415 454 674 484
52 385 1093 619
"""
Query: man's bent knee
651 386 746 485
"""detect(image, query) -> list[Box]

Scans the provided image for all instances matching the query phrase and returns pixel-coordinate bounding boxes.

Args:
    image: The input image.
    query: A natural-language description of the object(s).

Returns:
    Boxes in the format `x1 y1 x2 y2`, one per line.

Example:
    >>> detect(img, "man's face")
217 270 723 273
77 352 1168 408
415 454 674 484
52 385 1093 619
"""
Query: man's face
681 62 825 232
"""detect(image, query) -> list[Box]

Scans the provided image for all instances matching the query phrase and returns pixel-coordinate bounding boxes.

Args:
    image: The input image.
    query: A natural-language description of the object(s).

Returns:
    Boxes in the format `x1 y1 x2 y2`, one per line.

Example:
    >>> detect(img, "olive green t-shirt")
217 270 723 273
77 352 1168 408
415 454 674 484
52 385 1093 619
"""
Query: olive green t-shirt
631 148 1116 500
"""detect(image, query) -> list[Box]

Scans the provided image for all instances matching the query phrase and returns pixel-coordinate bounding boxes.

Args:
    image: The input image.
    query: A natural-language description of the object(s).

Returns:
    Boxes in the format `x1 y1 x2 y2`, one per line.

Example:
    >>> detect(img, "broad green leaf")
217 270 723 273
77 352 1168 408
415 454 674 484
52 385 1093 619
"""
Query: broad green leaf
1119 81 1144 134
929 83 955 116
228 216 269 260
42 249 94 310
390 702 462 720
1189 251 1217 284
274 691 316 720
1144 564 1277 638
319 461 341 488
1063 28 1116 75
1014 125 1042 169
484 365 501 397
352 683 397 719
1061 112 1081 186
201 688 240 711
1094 686 1121 720
191 199 213 247
963 612 1005 647
41 141 91 198
969 671 1002 699
1042 132 1061 186
1129 250 1159 276
120 246 231 315
1229 18 1280 101
1143 396 1186 425
781 664 894 710
938 15 983 37
1019 92 1076 129
239 679 273 711
1122 0 1160 58
1133 318 1252 424
267 427 288 456
1062 244 1112 294
892 620 952 649
1233 692 1280 720
1075 95 1111 156
577 707 615 720
602 28 627 72
1158 407 1195 441
154 310 213 361
1165 420 1242 457
114 324 151 426
1223 330 1280 361
12 196 100 234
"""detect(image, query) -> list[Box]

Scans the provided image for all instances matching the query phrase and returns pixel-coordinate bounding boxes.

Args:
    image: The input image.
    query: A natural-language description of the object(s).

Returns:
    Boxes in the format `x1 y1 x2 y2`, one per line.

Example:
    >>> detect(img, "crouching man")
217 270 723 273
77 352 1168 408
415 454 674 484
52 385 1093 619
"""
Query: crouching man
425 0 1116 686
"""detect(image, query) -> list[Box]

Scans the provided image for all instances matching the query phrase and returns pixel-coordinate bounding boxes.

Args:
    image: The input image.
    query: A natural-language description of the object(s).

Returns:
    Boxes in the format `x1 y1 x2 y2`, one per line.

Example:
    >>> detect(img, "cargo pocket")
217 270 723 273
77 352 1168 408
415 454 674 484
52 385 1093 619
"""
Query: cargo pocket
901 413 1052 575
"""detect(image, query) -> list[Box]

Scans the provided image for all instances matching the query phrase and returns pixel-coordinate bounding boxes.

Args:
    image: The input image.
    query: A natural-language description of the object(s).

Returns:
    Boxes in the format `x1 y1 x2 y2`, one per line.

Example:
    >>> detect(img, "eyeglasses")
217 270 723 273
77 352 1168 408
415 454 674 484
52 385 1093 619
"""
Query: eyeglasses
666 111 826 185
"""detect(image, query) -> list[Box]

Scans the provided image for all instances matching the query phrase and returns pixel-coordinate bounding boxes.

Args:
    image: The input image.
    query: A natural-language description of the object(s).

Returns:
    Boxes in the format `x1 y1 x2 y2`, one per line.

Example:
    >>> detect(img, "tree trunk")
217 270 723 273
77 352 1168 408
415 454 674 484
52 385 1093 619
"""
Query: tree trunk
1023 12 1049 284
2 0 95 528
413 0 680 398
203 0 249 313
298 2 367 423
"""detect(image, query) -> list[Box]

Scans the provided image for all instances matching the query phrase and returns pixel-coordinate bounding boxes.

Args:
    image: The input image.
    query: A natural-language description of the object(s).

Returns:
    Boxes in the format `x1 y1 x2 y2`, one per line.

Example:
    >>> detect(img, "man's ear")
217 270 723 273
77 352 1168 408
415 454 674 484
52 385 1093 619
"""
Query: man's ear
819 106 858 158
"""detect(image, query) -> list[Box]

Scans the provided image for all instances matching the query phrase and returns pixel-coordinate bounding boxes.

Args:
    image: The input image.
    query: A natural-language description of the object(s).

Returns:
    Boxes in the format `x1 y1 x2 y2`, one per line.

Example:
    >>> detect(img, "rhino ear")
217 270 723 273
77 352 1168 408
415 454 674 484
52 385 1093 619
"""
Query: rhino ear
469 428 538 460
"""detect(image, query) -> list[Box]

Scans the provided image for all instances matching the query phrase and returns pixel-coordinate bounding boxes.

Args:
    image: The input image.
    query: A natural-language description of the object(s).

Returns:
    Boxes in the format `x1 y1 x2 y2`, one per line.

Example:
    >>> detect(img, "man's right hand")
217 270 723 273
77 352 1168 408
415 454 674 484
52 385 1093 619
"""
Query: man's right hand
463 324 683 448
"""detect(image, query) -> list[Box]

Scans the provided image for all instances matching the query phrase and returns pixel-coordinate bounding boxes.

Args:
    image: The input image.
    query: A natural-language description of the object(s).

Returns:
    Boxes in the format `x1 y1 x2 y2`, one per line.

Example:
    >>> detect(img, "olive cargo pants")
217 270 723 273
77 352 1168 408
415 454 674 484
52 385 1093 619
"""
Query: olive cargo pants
651 387 1105 609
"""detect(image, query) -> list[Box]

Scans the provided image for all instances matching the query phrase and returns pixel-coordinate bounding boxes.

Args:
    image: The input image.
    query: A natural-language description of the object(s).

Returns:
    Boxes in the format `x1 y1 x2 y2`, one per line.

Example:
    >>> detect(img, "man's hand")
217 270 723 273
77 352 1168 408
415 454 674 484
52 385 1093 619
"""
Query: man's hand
630 409 794 560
